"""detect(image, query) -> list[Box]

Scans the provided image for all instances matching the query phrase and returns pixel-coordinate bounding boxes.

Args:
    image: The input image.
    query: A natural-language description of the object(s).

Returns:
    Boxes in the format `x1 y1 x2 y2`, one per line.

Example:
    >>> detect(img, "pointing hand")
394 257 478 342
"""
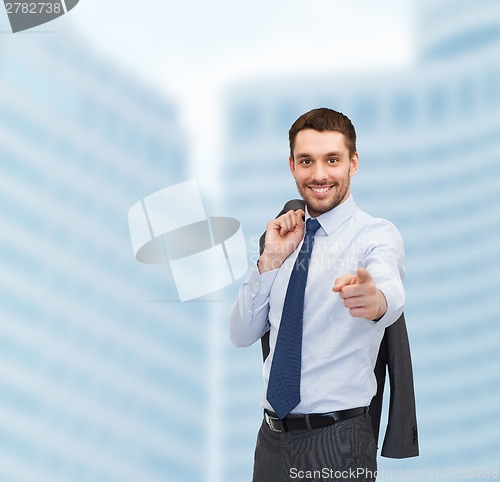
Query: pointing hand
332 268 387 321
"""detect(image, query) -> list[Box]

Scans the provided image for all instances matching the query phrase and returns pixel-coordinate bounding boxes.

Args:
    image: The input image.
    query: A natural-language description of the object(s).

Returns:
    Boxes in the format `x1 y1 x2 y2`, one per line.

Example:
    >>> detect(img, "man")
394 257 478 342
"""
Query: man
229 108 405 481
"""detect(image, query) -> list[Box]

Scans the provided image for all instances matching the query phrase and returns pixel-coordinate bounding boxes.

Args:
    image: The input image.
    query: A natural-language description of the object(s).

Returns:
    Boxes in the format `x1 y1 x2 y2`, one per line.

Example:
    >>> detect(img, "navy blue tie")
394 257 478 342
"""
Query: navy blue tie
267 218 321 419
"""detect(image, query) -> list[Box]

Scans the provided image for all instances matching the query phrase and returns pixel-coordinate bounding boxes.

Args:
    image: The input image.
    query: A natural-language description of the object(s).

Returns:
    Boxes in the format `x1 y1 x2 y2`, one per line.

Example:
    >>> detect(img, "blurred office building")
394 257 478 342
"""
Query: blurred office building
0 22 209 482
221 0 500 480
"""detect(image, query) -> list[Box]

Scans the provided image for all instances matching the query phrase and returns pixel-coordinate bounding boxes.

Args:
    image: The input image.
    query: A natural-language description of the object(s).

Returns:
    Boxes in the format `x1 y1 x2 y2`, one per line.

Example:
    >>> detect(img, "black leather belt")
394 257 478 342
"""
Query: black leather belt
264 407 367 432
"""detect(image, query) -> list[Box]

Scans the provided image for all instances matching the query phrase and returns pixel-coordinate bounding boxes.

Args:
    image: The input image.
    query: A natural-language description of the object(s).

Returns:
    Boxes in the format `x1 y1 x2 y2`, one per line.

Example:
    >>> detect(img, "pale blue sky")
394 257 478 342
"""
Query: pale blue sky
71 0 413 91
69 0 414 195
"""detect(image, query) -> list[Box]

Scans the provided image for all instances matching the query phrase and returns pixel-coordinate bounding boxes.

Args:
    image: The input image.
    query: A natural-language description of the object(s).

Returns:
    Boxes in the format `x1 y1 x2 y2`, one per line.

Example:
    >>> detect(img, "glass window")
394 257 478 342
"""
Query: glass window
392 91 415 128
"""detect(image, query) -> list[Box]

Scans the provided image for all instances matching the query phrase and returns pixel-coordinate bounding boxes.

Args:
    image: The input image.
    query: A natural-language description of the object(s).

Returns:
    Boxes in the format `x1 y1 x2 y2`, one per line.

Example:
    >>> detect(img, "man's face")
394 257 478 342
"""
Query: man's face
289 129 358 218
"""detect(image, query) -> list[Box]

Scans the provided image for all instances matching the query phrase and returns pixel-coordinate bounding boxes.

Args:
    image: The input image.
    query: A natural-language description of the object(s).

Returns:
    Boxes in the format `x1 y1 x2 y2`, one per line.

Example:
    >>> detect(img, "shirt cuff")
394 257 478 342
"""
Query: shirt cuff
248 266 279 298
374 279 404 328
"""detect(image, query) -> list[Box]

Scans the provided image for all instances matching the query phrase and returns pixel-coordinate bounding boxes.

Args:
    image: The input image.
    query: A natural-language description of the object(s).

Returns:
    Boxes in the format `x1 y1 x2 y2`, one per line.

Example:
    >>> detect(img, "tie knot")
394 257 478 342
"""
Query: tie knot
305 218 321 235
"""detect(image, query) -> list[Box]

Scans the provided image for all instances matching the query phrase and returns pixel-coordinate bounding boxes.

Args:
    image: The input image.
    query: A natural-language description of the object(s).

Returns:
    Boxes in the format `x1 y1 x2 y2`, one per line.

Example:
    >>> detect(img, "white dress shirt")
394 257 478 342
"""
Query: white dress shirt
229 195 405 414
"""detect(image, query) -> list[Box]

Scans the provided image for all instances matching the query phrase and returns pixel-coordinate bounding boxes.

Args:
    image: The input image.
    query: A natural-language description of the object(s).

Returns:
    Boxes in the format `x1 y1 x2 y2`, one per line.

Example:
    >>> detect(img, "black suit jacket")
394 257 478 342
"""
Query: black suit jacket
259 199 419 458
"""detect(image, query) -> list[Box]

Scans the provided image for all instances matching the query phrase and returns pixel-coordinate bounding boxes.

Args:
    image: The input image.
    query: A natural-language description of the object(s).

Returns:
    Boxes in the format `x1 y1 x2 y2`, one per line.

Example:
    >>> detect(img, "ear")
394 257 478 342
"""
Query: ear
349 151 359 177
289 155 296 177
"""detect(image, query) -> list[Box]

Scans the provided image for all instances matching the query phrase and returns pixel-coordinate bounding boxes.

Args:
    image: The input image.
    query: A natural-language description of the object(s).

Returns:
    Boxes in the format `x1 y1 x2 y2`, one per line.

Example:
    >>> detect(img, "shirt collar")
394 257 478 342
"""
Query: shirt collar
306 195 357 236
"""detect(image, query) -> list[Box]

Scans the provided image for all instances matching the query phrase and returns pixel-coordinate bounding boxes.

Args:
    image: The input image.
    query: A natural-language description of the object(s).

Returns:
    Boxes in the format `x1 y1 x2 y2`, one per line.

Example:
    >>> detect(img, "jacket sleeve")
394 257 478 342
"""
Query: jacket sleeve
370 313 419 458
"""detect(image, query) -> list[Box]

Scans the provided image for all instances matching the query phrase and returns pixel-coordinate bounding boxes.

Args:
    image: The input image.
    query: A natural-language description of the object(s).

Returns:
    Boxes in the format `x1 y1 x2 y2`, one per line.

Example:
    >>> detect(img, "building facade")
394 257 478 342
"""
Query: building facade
0 22 209 482
220 1 500 480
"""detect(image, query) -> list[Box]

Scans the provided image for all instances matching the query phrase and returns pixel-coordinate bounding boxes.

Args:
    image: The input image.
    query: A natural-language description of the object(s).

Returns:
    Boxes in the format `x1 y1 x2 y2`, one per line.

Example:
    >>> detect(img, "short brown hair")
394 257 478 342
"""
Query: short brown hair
289 108 357 158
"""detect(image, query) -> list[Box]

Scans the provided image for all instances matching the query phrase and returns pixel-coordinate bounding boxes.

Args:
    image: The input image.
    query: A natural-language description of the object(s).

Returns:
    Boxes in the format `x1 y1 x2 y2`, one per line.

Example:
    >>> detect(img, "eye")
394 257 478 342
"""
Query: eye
327 158 339 164
299 158 312 165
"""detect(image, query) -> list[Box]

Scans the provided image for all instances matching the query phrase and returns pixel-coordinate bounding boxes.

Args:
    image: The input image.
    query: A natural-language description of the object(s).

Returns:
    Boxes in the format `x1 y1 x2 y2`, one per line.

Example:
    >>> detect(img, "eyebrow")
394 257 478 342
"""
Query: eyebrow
295 151 342 159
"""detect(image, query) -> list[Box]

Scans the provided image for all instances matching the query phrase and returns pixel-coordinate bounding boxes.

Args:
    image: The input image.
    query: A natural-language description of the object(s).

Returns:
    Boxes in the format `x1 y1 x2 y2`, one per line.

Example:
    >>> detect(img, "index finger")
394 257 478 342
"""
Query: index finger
295 209 305 226
332 273 357 292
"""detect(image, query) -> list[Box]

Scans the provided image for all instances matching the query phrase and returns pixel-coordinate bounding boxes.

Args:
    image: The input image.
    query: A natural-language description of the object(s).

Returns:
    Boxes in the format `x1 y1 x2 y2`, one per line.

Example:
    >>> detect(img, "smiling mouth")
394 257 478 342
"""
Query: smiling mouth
309 185 333 194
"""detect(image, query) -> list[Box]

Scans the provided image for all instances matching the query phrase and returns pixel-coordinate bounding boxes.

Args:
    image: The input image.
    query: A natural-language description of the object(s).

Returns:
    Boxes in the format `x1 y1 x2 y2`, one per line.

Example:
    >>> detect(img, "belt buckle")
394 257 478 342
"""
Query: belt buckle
265 412 286 432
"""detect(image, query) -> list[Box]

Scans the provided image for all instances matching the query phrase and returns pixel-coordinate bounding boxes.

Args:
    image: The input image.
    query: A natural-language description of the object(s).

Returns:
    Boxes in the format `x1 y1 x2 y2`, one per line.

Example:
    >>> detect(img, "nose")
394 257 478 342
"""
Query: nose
312 162 328 183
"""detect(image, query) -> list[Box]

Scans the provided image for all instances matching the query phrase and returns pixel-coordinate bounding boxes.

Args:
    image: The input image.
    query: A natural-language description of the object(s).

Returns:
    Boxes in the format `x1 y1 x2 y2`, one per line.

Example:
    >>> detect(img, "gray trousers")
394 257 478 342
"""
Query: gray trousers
252 413 377 482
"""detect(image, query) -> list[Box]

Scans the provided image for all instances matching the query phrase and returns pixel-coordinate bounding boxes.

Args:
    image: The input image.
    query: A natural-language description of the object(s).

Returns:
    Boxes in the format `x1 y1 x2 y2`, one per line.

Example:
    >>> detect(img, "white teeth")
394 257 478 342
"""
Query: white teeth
311 186 330 193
